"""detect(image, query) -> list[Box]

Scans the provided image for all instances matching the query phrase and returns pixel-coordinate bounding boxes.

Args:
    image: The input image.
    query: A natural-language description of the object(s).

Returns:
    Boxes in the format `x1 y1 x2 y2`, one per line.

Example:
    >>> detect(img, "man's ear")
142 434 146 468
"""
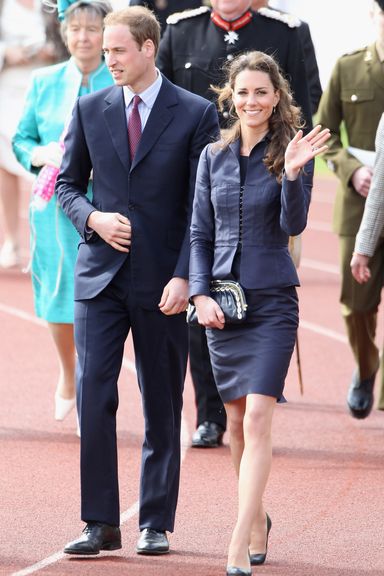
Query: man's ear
142 39 155 58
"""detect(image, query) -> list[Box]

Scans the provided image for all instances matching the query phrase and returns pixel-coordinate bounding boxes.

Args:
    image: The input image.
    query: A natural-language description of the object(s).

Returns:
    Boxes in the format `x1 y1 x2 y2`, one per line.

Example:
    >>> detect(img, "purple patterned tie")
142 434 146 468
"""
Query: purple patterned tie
128 95 142 160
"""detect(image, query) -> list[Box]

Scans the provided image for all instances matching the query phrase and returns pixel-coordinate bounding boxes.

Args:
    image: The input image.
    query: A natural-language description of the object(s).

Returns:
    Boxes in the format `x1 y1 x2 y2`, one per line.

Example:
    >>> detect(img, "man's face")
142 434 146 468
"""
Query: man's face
103 24 154 92
210 0 251 20
251 0 267 9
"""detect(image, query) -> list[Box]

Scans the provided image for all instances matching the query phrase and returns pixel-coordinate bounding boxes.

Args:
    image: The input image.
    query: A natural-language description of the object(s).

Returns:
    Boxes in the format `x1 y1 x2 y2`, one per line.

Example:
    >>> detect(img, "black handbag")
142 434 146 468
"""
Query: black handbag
187 280 248 325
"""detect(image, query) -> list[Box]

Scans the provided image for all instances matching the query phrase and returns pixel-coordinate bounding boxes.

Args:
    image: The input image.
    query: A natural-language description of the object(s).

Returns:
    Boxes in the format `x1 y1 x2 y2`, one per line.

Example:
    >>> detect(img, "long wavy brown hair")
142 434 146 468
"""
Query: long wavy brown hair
212 51 305 182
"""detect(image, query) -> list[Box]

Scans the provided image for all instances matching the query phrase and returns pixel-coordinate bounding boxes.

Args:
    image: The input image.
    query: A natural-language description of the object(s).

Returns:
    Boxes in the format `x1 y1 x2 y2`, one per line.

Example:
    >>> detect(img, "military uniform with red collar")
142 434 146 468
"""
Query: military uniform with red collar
157 5 312 127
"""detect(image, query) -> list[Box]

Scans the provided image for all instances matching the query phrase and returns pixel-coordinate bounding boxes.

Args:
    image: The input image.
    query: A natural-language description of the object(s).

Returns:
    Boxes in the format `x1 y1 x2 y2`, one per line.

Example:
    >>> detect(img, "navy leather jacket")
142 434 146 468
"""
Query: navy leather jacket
189 137 313 297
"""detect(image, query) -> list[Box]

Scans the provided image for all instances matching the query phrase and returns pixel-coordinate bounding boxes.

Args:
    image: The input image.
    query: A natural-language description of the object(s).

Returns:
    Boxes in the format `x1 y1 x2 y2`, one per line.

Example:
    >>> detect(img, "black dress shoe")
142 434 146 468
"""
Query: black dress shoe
250 513 272 566
136 528 169 555
347 370 376 419
192 421 224 448
64 522 122 555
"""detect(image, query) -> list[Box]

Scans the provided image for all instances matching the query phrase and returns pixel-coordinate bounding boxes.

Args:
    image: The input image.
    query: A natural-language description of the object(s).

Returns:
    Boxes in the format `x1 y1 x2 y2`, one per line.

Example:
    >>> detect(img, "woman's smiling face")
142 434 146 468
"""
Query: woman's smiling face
232 68 280 132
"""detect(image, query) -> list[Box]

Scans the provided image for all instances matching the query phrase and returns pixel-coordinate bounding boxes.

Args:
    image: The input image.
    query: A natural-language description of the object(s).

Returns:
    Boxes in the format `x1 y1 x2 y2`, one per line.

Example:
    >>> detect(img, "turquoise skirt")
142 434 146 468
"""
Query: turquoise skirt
29 187 90 323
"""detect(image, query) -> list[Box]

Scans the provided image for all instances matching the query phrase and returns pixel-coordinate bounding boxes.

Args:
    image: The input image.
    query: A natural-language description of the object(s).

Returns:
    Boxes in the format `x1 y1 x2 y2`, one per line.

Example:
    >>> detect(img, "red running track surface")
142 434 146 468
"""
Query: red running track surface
0 175 383 576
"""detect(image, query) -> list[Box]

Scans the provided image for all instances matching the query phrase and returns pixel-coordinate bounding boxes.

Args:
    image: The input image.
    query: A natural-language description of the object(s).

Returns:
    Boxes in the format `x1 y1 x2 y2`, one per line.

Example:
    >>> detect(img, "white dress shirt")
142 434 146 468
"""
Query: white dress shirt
123 70 163 131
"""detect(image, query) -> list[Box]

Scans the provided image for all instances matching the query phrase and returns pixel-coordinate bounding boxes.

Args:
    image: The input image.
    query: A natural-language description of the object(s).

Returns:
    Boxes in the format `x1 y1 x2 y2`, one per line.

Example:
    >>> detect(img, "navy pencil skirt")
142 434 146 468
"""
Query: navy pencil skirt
205 286 299 404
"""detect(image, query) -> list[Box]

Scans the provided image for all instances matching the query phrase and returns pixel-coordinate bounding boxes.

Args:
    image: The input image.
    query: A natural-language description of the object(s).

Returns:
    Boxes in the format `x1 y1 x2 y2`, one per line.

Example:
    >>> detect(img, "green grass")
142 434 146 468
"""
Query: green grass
315 155 333 177
313 119 348 177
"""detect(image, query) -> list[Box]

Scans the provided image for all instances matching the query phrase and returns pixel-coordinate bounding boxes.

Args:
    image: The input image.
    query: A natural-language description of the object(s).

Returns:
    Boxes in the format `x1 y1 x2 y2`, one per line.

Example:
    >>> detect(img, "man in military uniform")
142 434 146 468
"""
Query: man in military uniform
158 1 312 127
317 0 384 419
157 0 312 448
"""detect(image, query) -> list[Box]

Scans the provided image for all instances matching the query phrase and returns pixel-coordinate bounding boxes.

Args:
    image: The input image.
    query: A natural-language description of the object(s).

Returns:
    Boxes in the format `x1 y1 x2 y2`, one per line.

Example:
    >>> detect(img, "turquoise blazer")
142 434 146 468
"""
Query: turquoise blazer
11 57 112 324
13 57 112 172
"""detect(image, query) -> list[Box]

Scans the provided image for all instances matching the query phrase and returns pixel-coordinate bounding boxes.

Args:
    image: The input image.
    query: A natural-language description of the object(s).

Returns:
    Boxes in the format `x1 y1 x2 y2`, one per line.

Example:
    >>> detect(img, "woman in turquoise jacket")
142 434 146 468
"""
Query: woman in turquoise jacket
13 0 113 428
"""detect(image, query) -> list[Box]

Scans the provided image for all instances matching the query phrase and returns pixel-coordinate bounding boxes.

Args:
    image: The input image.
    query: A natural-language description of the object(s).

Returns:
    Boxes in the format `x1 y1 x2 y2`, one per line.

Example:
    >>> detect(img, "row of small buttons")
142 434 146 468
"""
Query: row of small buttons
239 185 244 243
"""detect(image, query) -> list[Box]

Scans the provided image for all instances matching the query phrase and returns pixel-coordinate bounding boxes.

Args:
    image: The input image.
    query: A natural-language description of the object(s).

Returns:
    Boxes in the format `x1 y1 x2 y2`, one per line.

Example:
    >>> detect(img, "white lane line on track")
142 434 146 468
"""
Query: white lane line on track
11 500 142 576
306 220 332 232
10 344 190 576
301 258 340 275
1 294 347 356
11 552 66 576
300 320 348 344
0 303 46 327
310 194 334 205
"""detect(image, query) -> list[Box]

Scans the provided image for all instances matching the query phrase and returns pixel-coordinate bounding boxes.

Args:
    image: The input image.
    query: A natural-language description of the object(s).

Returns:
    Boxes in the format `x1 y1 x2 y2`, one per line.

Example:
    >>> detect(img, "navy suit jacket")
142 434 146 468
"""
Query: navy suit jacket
189 139 313 297
56 75 219 308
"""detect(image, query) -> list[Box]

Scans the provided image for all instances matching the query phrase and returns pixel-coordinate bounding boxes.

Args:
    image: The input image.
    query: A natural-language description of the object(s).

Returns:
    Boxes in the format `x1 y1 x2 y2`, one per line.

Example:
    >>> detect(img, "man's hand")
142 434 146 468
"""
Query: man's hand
87 211 131 252
350 252 371 284
193 294 225 329
159 277 188 315
351 166 373 198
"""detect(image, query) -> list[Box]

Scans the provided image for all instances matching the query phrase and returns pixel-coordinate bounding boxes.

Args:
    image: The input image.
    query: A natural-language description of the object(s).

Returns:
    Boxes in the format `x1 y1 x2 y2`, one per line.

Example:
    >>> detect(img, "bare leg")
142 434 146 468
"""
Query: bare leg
225 394 275 570
0 168 20 267
225 396 246 474
48 322 76 400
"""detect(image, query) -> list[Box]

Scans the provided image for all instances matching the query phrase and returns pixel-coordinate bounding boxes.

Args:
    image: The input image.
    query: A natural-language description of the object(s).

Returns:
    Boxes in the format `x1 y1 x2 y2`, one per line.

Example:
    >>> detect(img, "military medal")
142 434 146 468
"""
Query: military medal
224 30 239 45
211 10 252 43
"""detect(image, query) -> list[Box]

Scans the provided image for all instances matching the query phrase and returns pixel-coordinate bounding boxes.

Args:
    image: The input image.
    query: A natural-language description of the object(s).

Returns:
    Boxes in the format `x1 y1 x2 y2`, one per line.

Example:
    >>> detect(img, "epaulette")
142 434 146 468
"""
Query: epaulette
340 47 373 63
166 6 210 25
257 7 301 28
340 47 366 58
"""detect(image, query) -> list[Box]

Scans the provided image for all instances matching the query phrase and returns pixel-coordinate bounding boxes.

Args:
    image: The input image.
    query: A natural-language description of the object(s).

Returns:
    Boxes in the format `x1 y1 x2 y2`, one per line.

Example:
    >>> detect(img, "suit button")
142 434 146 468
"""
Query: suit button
350 94 358 102
185 62 192 69
227 54 234 61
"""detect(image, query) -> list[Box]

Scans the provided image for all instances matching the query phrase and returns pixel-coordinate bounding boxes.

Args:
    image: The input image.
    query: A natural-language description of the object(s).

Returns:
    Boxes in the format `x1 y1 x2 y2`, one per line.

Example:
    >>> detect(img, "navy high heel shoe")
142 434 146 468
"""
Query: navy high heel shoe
249 513 272 566
226 567 251 576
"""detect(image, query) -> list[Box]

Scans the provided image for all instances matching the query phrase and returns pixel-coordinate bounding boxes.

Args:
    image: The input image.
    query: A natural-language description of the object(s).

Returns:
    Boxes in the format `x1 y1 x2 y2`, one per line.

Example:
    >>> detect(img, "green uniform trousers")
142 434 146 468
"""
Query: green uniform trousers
339 235 384 409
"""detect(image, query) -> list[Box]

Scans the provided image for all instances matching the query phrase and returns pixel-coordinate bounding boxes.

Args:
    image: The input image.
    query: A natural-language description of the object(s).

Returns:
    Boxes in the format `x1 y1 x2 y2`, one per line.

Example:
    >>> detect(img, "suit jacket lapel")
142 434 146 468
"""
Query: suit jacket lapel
130 76 177 172
103 86 130 173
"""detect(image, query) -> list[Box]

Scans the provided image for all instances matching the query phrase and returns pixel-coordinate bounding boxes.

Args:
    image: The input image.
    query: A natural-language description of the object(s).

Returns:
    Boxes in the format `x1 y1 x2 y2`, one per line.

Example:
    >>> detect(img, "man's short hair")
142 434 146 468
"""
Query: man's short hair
104 6 161 56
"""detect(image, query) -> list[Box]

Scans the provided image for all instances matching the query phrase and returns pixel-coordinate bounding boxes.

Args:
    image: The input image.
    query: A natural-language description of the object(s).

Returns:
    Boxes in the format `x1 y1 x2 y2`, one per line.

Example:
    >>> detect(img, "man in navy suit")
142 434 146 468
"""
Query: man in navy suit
56 5 218 556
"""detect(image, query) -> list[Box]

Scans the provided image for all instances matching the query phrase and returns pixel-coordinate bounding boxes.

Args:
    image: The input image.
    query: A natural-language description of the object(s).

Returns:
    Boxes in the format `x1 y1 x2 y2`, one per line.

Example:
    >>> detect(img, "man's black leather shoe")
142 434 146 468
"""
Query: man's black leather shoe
192 421 224 448
136 528 169 555
347 370 376 419
64 522 122 555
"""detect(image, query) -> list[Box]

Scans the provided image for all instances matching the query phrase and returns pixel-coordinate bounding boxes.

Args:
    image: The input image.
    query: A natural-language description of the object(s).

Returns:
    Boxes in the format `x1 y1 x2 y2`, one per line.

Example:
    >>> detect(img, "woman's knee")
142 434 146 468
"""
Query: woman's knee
226 400 246 440
243 400 274 442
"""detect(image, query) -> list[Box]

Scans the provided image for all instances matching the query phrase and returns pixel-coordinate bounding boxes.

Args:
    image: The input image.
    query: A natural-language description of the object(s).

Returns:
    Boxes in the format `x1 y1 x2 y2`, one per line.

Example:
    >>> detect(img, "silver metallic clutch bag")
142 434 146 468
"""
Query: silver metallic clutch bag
187 280 248 325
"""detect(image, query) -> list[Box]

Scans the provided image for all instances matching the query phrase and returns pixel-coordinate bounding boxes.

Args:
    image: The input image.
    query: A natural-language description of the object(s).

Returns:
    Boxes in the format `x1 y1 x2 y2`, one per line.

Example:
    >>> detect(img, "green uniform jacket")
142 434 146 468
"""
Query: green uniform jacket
317 43 384 235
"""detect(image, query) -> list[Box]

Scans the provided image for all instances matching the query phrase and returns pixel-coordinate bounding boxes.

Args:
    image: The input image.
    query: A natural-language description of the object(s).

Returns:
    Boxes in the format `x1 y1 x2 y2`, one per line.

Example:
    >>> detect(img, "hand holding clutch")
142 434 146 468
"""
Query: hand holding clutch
187 280 247 327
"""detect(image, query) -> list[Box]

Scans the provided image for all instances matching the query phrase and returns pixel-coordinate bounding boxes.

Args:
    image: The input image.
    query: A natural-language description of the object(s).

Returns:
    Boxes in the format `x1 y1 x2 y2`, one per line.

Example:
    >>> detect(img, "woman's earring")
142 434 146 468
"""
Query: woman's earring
273 106 276 114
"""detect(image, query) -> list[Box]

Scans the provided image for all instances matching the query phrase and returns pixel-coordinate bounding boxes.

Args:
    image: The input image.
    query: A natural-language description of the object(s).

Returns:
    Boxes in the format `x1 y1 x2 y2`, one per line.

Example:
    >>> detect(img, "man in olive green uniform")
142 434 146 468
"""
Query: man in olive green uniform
317 0 384 419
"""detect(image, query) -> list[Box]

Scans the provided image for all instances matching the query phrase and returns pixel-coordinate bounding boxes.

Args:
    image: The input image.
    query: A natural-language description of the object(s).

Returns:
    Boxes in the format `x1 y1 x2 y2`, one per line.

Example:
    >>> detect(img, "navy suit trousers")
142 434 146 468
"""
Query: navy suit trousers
75 259 188 530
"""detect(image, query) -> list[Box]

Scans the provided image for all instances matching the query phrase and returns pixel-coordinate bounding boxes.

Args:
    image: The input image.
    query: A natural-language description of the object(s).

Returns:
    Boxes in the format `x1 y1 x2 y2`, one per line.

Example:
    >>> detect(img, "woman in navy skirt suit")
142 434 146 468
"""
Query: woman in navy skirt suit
189 51 330 576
